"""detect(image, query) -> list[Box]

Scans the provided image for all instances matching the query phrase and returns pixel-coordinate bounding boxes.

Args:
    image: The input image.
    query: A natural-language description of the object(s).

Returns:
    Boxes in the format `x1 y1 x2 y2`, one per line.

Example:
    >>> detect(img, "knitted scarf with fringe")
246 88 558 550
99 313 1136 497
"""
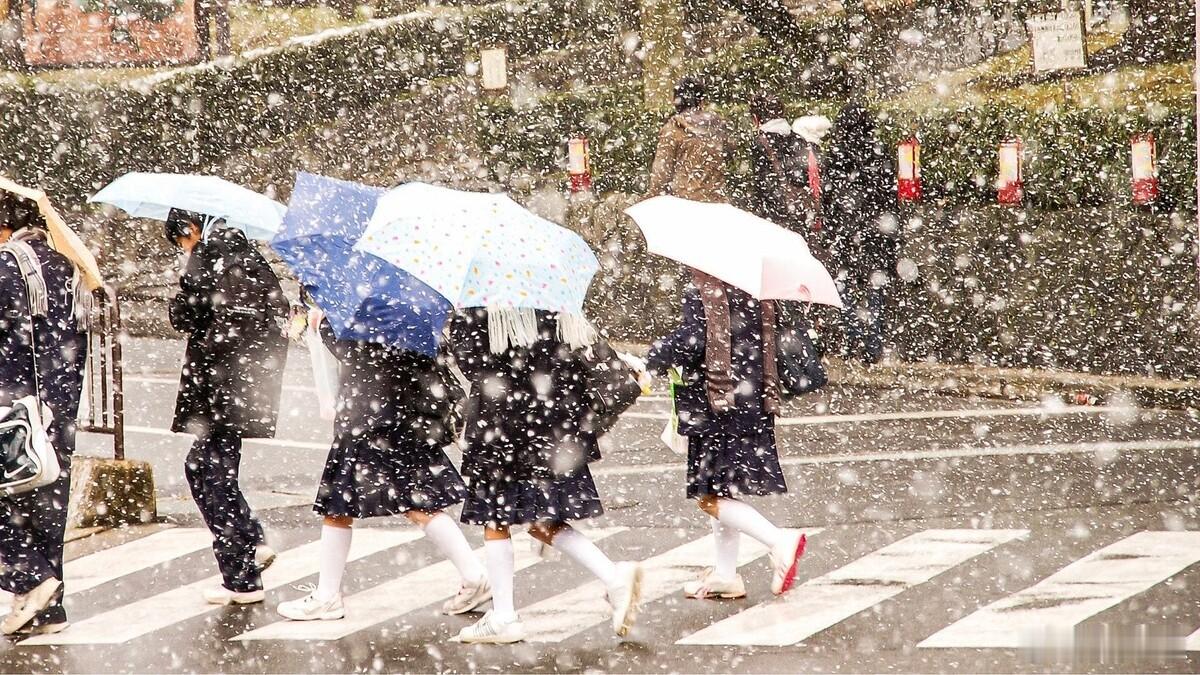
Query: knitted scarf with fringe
692 270 781 416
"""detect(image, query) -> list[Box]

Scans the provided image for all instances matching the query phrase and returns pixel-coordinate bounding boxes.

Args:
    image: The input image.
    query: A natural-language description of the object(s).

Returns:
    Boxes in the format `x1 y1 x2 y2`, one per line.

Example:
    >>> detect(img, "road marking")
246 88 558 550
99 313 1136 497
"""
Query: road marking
678 529 1027 647
1186 627 1200 651
590 438 1200 477
235 528 627 642
919 531 1200 649
123 425 330 451
621 404 1127 425
23 529 421 645
519 528 821 643
0 528 214 609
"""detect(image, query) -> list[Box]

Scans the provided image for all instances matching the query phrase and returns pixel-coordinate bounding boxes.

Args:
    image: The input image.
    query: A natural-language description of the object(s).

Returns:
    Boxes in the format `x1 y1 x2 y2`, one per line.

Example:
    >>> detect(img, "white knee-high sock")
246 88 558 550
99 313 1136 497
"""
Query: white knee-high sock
422 513 486 585
485 537 516 620
716 498 783 550
550 526 619 588
710 517 740 579
316 524 353 601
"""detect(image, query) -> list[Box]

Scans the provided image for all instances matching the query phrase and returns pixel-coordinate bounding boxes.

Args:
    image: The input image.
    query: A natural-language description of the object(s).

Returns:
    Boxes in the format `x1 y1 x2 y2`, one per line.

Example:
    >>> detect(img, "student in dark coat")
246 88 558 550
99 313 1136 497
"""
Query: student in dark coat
446 308 643 644
0 193 87 635
823 100 899 363
276 314 488 622
647 272 807 601
166 208 288 605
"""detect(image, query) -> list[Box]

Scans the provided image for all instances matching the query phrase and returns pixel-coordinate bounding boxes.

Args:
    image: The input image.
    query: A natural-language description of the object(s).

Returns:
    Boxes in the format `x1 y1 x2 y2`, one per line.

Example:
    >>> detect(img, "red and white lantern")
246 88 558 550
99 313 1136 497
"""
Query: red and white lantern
1131 133 1159 205
897 137 921 202
997 138 1024 205
567 137 592 193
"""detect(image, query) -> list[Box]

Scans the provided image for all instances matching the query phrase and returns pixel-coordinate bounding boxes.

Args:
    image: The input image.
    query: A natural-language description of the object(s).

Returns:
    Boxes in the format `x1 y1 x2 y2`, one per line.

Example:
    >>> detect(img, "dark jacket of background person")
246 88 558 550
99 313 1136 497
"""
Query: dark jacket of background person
169 227 288 439
822 102 899 279
647 284 774 437
749 122 814 236
448 309 600 484
647 109 733 203
320 319 460 458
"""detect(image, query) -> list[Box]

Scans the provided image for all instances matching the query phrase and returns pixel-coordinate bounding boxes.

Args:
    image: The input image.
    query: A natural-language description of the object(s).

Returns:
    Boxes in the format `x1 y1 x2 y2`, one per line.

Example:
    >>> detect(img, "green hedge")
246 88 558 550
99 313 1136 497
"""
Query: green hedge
0 0 601 203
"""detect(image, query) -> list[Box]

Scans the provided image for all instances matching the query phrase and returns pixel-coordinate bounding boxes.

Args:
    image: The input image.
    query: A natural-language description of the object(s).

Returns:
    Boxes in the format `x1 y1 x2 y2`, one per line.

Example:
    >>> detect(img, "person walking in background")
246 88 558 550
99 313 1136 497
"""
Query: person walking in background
647 77 732 204
275 312 488 622
646 270 807 602
166 208 288 606
447 308 643 644
194 0 231 59
0 193 88 636
823 100 899 364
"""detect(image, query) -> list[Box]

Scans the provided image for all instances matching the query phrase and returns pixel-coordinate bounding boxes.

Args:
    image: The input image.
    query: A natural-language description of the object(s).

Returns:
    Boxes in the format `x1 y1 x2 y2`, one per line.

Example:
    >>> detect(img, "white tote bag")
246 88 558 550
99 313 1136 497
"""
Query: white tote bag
305 311 340 421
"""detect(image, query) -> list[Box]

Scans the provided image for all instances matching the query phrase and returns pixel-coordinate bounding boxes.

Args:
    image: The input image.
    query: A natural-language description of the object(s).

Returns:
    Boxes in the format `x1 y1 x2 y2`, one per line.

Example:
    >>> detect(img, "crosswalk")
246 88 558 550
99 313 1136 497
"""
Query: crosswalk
6 525 1200 652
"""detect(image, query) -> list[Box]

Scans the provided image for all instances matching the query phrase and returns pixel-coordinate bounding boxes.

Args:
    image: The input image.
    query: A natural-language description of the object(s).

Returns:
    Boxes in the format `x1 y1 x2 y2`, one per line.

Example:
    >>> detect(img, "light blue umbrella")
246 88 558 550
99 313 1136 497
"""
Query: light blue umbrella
90 172 285 241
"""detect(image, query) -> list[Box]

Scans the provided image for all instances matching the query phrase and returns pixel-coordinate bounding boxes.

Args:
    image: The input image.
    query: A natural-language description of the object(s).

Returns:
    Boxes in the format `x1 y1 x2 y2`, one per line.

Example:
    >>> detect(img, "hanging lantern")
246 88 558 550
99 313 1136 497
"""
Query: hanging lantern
1131 133 1159 205
997 138 1024 205
567 137 592 193
897 137 921 202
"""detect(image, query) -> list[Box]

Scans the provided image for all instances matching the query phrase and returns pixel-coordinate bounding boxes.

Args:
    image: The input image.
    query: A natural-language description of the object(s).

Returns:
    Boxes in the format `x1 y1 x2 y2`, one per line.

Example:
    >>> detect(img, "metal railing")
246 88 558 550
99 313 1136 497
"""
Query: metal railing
79 288 125 461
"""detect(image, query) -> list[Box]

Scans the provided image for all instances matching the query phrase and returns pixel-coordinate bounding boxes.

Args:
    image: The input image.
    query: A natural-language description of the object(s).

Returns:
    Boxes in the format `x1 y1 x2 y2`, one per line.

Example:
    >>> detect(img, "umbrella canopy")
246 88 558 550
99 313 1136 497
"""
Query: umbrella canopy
90 172 286 241
271 172 451 356
625 195 842 307
354 182 598 315
0 175 103 292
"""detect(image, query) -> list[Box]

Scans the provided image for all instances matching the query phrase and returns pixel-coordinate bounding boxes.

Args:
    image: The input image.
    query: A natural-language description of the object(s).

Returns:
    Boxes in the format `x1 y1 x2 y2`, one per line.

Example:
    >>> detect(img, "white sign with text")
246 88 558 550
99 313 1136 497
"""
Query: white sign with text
1027 11 1087 73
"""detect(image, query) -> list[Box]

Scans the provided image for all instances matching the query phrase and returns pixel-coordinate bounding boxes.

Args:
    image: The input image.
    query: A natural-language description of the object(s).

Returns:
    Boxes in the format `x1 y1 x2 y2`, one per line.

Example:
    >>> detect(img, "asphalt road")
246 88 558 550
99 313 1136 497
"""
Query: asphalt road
4 337 1196 673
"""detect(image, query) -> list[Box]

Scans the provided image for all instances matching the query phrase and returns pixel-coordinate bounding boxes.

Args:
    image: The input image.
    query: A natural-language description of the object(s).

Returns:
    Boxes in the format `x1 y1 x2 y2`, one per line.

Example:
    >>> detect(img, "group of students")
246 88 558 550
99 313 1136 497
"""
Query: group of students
0 76 858 641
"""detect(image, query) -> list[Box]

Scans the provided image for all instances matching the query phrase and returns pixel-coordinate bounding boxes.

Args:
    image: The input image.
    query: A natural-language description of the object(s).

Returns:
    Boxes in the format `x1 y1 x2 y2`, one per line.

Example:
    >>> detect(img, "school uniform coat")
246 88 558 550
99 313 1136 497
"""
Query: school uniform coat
647 284 786 499
449 308 603 527
0 232 87 604
169 227 288 439
314 321 467 518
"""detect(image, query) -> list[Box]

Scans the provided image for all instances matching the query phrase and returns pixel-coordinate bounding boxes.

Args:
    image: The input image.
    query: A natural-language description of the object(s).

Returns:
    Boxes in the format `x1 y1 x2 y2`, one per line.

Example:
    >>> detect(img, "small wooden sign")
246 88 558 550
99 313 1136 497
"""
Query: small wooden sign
1027 11 1087 73
480 47 508 91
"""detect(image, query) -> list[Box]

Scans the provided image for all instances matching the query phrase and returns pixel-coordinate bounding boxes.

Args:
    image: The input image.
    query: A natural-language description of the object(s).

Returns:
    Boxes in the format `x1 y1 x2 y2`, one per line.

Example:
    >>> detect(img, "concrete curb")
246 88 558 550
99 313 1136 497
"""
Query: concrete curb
67 456 158 532
610 341 1200 409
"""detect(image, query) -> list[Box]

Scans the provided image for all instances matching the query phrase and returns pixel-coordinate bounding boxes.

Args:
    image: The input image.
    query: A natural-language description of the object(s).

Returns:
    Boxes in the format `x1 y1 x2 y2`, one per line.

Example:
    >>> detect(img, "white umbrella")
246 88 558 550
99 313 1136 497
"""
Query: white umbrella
625 195 842 307
90 172 285 241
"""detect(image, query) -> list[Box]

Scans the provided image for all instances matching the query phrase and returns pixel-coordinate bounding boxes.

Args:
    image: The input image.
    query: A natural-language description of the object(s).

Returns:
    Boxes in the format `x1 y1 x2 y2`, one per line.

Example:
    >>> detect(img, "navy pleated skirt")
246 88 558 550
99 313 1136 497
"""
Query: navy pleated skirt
686 428 787 499
314 438 468 519
459 466 605 527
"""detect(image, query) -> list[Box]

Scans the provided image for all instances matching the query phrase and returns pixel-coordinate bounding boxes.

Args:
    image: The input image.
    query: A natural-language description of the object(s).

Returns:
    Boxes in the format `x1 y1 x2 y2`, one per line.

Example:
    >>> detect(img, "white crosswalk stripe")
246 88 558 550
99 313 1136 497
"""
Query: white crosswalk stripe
0 527 214 609
919 531 1200 650
235 528 627 641
22 529 421 645
678 528 1027 647
1186 627 1200 651
519 528 822 643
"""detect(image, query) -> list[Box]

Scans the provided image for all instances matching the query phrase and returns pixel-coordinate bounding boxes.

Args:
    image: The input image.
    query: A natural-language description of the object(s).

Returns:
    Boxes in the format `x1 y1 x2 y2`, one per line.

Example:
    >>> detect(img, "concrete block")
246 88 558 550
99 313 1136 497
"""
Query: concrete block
67 456 157 531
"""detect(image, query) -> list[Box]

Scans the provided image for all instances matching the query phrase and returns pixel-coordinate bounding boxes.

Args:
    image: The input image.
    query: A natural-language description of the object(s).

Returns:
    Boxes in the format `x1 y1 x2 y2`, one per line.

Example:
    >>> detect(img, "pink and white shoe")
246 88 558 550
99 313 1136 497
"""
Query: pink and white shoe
770 532 807 595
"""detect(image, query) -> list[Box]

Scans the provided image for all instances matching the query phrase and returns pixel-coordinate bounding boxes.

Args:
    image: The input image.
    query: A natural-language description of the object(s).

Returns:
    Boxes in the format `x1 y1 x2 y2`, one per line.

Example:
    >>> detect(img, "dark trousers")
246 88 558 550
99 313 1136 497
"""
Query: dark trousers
186 428 264 593
0 437 71 623
838 277 886 364
194 0 231 59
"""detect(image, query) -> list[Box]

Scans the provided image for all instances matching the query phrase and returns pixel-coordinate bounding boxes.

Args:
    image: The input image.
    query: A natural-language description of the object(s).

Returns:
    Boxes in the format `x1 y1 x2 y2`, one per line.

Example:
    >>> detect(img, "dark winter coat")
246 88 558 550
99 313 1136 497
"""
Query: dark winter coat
169 227 288 438
647 284 774 437
448 308 600 485
749 127 814 236
823 102 899 279
320 320 460 455
0 235 87 452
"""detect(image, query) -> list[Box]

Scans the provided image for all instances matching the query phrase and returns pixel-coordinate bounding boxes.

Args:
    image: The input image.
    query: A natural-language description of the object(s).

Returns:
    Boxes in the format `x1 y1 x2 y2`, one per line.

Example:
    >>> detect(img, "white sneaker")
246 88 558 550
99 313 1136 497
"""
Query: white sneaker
277 589 345 621
442 576 492 615
450 610 525 644
606 561 644 638
770 532 808 595
683 569 747 600
1 578 61 635
255 544 277 572
203 586 266 606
